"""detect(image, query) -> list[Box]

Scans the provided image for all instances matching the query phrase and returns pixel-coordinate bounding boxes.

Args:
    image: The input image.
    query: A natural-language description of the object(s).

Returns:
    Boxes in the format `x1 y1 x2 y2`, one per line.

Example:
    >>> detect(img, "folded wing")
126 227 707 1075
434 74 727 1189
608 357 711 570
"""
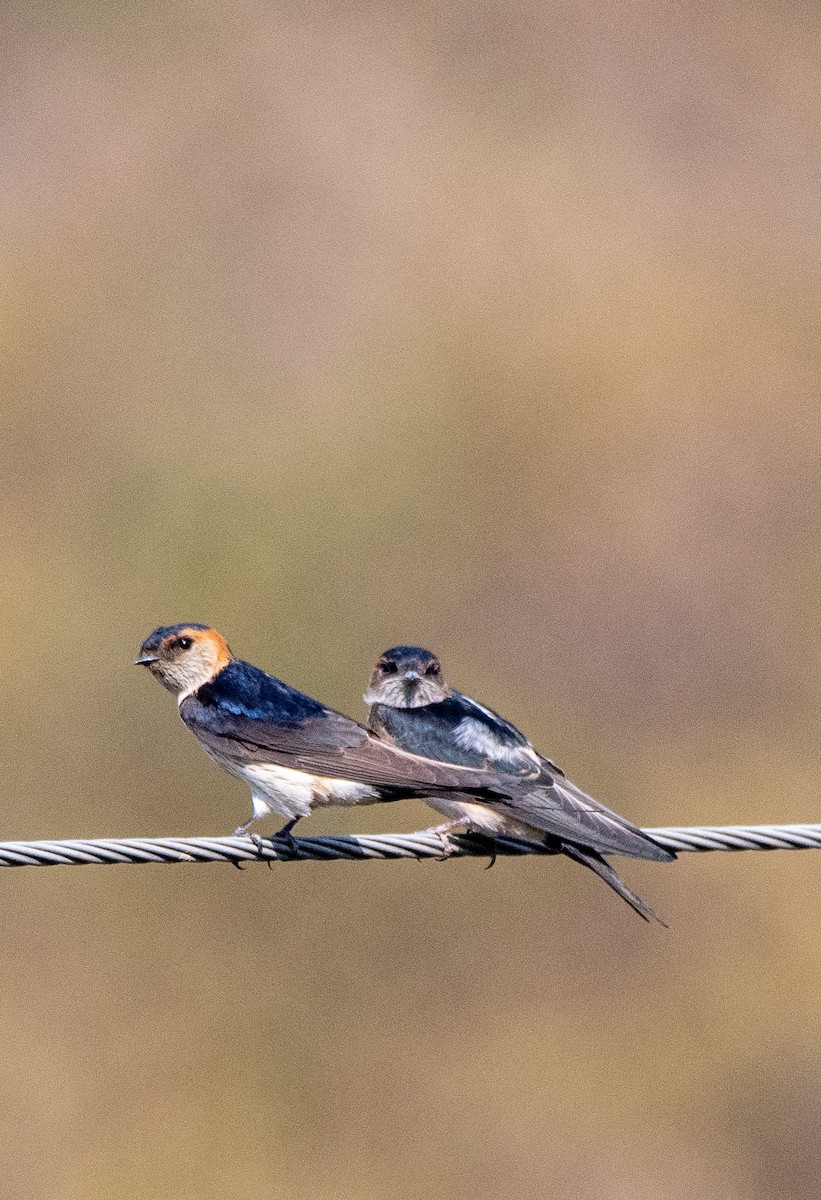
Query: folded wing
180 690 515 802
491 767 674 862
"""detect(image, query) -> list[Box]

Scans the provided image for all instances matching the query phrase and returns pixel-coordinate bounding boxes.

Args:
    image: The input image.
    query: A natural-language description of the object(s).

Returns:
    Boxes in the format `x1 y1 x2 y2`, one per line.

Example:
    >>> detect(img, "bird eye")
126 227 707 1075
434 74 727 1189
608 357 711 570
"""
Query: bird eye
380 661 398 674
174 637 193 651
424 663 440 676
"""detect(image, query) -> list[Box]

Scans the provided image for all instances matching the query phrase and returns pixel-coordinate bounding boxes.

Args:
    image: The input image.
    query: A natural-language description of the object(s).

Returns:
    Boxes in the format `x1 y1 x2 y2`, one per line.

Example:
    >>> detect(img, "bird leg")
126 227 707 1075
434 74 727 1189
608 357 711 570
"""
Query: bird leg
270 818 301 856
232 816 257 838
228 815 262 867
231 815 283 866
424 819 500 867
423 818 466 859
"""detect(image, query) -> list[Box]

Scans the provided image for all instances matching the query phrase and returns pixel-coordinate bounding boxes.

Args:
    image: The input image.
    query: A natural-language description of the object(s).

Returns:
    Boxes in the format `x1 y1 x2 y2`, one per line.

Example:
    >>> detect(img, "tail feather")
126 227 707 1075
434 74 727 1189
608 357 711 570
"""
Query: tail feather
508 778 676 863
559 841 667 926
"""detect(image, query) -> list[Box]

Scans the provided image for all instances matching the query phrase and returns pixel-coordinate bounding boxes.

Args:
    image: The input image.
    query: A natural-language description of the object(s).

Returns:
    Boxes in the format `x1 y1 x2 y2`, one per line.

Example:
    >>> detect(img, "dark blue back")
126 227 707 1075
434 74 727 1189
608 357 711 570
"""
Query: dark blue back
370 691 533 774
195 659 327 726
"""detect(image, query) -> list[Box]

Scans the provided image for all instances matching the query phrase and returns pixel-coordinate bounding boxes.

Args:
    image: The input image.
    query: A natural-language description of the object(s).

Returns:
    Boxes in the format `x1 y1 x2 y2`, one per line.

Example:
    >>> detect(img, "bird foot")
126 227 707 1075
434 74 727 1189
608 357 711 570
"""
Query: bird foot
437 834 454 859
270 819 300 857
424 820 464 860
228 825 266 868
247 831 280 870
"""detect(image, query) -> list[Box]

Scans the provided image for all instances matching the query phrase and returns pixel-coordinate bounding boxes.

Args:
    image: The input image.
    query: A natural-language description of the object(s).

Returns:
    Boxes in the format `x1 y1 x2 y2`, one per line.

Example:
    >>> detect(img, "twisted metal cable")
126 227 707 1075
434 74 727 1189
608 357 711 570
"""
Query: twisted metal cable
1 823 821 868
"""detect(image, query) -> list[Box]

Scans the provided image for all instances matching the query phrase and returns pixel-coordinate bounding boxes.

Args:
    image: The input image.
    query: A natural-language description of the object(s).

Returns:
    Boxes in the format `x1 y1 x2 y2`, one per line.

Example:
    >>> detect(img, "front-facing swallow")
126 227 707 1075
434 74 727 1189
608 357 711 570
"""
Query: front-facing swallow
135 624 527 843
365 645 674 922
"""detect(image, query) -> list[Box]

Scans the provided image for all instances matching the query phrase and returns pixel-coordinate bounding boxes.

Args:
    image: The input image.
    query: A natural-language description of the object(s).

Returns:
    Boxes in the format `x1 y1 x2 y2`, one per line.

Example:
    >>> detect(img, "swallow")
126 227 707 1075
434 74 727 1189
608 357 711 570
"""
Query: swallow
365 645 674 922
135 624 530 845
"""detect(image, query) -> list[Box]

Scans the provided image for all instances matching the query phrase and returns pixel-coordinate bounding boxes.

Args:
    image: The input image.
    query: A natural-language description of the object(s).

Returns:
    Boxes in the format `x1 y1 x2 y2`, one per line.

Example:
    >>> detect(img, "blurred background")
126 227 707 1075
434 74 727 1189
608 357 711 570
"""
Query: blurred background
2 1 821 1196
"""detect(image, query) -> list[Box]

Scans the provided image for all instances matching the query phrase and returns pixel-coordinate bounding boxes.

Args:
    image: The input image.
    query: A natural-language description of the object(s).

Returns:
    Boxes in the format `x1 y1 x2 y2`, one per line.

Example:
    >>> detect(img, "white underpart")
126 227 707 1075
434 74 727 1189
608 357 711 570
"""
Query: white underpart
171 655 227 706
210 758 381 822
177 680 204 706
422 796 541 841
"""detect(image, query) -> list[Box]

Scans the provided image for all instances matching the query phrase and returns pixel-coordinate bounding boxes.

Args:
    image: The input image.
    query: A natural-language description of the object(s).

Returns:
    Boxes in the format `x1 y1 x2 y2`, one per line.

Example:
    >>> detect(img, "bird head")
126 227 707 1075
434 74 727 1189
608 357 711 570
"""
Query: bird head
135 624 232 698
364 645 450 709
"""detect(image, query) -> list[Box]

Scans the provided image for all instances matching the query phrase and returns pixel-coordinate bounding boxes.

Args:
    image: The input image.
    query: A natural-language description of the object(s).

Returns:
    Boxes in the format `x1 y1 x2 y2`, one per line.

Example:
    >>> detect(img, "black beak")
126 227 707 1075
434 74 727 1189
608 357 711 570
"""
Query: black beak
134 656 158 666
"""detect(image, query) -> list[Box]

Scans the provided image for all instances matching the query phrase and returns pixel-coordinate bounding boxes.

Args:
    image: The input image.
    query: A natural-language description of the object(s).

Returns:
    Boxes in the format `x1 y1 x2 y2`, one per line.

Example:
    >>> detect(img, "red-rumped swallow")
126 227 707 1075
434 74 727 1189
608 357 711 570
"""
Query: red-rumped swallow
135 624 529 845
365 645 674 922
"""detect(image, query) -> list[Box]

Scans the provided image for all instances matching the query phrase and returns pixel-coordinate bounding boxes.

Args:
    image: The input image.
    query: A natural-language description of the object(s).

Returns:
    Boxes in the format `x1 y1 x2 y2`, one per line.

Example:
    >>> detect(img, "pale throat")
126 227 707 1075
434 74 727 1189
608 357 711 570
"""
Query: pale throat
172 653 225 704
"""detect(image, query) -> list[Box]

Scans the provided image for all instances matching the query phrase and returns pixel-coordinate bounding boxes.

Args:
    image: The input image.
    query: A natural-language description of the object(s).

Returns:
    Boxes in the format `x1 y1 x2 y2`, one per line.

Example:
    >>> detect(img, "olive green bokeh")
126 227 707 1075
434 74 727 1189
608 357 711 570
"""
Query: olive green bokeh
3 3 821 1198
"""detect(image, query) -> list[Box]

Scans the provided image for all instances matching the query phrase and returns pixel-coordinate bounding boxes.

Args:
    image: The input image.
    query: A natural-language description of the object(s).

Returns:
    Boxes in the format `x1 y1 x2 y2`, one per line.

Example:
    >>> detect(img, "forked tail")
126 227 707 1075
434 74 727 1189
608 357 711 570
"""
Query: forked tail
559 841 667 926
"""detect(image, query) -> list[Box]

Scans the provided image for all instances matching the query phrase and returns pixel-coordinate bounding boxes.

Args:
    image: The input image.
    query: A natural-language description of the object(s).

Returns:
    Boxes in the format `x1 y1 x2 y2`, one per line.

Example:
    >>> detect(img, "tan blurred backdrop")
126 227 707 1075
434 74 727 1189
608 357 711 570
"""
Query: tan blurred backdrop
2 2 821 1197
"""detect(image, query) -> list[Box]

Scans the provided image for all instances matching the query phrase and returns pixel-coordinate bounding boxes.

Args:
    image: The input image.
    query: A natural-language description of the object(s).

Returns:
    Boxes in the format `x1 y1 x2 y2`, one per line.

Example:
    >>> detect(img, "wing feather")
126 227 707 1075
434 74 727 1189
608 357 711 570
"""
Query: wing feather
490 771 674 862
180 694 514 800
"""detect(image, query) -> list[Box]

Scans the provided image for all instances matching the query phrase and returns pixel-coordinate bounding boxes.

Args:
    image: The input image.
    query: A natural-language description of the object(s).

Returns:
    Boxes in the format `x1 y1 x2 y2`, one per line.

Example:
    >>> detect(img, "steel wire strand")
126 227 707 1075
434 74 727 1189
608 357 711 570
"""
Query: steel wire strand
1 822 821 867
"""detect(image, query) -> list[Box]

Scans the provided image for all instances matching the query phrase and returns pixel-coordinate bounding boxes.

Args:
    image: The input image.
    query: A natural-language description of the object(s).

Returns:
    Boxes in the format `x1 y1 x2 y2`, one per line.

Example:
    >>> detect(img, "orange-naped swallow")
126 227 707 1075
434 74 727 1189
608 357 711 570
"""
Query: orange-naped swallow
134 624 529 845
365 645 674 922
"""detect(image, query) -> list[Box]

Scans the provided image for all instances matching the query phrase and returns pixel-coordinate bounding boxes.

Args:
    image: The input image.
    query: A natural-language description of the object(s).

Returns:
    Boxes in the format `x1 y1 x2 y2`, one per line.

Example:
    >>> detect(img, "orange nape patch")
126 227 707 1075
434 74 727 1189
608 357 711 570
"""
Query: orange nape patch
171 627 233 671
